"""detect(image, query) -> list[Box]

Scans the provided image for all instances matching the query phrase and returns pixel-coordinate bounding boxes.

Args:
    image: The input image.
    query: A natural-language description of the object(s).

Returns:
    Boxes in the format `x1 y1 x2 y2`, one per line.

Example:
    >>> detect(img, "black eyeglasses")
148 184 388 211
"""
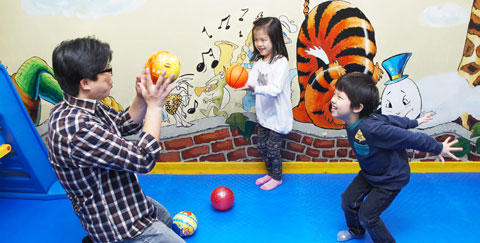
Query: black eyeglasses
97 67 113 75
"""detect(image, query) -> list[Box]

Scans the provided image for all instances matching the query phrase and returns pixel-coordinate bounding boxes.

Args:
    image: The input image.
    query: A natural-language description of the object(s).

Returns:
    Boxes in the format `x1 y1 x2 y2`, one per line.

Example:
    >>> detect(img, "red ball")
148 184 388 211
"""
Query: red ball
210 186 234 211
225 65 248 89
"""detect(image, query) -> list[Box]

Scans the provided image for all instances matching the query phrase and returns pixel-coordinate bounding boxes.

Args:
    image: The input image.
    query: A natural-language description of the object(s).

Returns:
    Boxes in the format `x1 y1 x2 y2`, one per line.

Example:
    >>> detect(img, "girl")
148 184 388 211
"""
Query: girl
239 17 293 190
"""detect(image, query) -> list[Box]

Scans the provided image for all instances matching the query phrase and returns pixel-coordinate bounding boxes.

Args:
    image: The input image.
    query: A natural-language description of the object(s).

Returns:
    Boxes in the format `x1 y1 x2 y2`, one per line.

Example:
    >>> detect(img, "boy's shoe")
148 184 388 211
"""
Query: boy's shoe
337 230 364 242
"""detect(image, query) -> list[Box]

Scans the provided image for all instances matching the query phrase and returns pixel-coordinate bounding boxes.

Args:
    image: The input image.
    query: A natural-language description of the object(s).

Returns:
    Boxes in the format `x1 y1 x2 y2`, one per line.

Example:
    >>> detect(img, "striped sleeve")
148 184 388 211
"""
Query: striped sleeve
70 122 161 173
102 104 143 136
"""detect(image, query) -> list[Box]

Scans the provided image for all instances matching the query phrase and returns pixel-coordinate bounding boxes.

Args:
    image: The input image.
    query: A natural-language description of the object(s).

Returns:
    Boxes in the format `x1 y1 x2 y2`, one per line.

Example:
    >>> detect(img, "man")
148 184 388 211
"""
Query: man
48 37 184 243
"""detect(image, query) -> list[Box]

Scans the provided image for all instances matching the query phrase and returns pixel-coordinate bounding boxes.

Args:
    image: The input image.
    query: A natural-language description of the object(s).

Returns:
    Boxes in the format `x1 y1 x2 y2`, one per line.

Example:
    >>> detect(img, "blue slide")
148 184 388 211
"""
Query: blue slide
0 64 65 199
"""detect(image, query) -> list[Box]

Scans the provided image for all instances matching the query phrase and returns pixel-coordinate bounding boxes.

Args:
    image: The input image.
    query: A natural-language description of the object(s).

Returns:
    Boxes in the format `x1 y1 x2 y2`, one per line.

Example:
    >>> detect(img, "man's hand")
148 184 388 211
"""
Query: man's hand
138 69 178 109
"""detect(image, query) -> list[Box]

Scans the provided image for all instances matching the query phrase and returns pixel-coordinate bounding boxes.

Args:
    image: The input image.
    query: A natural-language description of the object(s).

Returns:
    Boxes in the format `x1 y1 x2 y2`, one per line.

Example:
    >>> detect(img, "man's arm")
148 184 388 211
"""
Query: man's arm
128 76 148 124
138 69 178 142
70 123 161 173
103 76 147 135
128 95 147 124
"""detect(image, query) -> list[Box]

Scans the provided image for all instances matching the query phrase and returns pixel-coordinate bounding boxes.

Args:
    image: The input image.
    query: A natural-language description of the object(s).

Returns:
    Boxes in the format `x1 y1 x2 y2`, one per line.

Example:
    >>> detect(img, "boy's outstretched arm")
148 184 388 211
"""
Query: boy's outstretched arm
412 112 435 154
417 112 434 125
439 137 463 164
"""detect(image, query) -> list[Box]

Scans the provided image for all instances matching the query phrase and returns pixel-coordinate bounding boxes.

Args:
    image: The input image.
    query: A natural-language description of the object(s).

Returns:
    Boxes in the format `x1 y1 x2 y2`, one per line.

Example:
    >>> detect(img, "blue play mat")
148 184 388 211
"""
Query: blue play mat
1 173 478 242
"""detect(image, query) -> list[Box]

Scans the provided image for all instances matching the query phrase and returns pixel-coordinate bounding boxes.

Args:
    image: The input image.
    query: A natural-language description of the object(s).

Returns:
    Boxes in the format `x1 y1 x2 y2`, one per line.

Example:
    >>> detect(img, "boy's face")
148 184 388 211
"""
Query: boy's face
331 89 354 122
87 64 113 100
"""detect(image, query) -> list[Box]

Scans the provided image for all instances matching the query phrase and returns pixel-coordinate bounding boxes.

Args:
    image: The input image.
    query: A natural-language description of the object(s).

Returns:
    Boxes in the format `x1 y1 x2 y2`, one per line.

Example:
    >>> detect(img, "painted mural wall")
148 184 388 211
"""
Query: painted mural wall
0 0 479 162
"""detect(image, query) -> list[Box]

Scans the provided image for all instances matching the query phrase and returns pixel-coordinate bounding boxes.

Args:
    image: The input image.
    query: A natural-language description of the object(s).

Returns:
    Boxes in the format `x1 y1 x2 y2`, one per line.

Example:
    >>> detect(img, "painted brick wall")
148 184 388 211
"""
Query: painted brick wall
157 125 479 162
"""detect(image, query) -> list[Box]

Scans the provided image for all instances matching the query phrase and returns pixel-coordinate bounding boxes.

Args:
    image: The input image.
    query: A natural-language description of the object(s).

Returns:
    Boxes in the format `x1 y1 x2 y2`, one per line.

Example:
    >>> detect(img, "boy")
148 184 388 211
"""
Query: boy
331 73 462 242
48 37 185 243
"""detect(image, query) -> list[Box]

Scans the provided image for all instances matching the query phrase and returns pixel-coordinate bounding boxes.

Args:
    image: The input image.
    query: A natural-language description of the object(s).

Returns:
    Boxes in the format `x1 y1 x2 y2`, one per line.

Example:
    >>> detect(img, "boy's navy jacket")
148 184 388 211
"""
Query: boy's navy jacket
346 114 443 190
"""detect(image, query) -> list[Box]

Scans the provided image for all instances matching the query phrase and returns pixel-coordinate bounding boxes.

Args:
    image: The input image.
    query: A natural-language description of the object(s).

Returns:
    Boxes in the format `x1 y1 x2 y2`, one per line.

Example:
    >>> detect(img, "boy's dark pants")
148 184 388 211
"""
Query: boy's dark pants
341 172 401 243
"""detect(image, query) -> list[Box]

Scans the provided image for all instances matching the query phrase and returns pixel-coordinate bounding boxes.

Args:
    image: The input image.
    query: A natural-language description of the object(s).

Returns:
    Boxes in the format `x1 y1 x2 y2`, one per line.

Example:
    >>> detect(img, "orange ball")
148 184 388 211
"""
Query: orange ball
225 65 248 89
145 51 181 84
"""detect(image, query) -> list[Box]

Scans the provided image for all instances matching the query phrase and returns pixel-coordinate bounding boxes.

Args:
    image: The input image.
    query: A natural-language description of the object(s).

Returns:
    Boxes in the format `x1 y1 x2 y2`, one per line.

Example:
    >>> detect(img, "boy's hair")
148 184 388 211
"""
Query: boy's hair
335 73 379 118
250 17 289 63
52 37 112 96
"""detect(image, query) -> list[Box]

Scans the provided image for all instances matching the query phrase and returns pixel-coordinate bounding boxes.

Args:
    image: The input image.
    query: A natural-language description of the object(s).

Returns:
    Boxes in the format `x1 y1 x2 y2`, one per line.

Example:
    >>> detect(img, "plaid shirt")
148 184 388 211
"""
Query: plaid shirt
47 94 162 242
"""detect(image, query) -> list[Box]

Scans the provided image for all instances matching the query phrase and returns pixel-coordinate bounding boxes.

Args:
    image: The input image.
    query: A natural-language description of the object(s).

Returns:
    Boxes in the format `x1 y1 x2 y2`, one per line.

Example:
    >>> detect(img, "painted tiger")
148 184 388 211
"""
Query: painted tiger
458 0 480 88
293 0 382 129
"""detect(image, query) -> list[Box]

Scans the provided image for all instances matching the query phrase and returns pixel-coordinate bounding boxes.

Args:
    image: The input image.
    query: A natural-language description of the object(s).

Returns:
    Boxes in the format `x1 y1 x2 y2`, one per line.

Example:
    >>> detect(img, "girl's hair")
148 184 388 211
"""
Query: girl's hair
250 17 289 63
335 73 379 118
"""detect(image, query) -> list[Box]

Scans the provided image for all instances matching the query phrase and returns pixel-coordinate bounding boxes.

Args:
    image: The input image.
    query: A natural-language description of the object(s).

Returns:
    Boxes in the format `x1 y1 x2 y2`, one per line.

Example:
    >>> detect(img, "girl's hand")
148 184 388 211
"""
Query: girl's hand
438 137 463 164
417 112 434 125
235 84 255 92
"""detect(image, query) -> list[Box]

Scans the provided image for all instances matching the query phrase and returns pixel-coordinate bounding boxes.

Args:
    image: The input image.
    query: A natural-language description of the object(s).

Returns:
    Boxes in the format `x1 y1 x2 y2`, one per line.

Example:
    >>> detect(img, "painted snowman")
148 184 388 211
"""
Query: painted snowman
380 53 422 119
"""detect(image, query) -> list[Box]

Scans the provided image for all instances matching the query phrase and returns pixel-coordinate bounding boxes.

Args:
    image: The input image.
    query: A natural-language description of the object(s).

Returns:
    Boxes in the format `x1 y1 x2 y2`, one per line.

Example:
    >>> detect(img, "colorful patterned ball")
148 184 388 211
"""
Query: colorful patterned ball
144 50 181 84
172 211 198 237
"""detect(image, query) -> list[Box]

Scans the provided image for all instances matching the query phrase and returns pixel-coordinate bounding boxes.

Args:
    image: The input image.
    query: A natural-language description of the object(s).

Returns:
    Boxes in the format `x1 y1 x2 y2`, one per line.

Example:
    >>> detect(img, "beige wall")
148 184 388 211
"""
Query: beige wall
0 0 474 123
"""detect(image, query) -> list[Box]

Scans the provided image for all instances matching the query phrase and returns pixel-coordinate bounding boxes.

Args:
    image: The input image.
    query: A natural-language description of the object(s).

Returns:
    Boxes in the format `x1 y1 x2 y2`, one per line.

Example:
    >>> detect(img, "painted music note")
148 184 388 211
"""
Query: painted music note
255 11 263 20
239 31 243 37
196 48 219 72
218 15 231 30
238 8 249 21
202 26 212 38
187 100 198 114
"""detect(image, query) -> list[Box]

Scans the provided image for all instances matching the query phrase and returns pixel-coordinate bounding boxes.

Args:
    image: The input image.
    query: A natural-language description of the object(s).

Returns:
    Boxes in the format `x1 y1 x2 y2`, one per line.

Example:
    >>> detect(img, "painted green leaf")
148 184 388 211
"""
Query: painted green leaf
226 112 248 132
471 122 480 138
225 116 238 131
242 121 257 141
476 138 480 153
225 113 257 141
453 137 471 157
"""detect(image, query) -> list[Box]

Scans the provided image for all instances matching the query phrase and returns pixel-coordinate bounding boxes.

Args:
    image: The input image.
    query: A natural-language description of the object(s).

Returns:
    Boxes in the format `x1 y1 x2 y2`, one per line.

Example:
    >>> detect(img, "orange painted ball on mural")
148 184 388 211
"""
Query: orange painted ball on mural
145 51 181 84
225 64 248 89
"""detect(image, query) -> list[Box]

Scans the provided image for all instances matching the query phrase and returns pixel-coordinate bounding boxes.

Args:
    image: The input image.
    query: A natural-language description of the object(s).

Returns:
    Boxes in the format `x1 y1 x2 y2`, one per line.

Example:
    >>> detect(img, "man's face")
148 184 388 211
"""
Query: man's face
87 65 113 100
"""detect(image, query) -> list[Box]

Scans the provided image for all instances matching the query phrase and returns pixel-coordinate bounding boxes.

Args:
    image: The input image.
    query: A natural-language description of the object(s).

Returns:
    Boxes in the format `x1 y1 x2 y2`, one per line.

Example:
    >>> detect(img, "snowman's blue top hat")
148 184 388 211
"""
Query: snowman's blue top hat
382 53 412 85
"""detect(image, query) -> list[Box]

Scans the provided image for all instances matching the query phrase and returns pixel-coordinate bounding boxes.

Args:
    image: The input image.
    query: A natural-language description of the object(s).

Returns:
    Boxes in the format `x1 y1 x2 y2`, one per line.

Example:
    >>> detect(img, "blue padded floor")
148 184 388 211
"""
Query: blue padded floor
1 173 479 242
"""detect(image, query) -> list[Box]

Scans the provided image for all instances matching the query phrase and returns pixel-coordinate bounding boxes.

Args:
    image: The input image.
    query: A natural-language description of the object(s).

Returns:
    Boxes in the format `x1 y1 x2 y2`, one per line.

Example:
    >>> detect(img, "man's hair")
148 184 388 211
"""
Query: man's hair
335 73 379 118
52 37 112 96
